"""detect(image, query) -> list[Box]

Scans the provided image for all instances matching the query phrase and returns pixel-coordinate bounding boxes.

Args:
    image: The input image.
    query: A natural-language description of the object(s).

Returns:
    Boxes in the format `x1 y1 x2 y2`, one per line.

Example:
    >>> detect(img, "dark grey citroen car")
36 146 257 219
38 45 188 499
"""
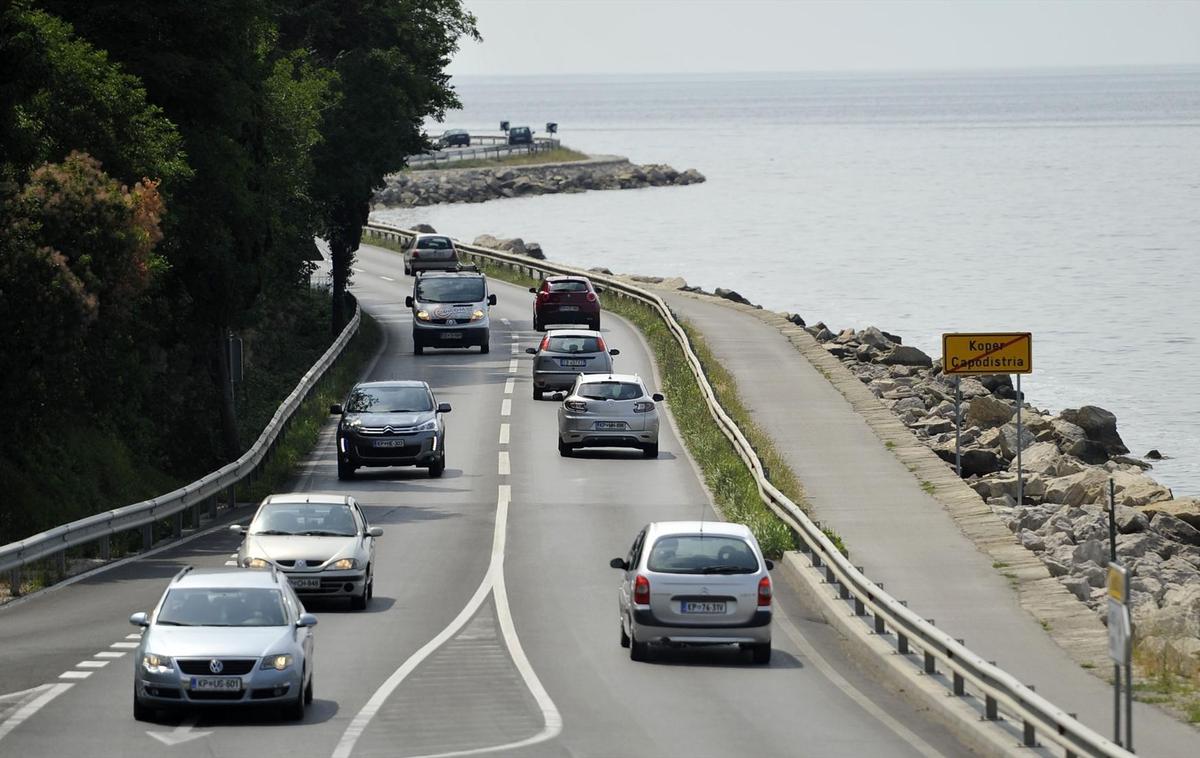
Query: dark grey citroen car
331 380 451 479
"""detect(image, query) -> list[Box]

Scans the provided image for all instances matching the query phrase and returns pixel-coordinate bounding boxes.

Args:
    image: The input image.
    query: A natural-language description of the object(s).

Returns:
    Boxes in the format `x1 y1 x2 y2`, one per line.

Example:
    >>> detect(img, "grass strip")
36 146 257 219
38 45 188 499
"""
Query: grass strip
407 147 589 171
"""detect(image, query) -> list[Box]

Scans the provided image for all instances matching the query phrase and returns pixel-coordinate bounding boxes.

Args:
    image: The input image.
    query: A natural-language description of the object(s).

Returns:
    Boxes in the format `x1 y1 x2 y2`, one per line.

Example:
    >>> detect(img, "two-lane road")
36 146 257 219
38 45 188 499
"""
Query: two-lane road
0 242 967 757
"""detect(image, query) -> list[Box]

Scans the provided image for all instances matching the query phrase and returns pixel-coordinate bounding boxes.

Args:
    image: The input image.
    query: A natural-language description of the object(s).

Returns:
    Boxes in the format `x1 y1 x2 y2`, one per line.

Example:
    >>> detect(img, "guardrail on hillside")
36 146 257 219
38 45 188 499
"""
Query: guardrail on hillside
0 300 362 596
363 221 1131 758
407 136 560 167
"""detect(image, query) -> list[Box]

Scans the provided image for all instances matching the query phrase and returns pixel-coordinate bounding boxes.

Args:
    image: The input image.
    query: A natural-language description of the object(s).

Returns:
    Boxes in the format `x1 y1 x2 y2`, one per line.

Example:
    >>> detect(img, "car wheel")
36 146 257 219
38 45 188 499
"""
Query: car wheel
350 586 368 611
750 642 772 665
304 673 314 705
589 317 601 331
414 342 424 355
629 629 649 662
533 316 542 331
533 387 543 400
558 438 573 457
480 340 490 354
284 678 306 721
429 457 445 477
403 264 410 276
642 443 659 459
133 693 154 722
337 457 355 480
619 618 630 648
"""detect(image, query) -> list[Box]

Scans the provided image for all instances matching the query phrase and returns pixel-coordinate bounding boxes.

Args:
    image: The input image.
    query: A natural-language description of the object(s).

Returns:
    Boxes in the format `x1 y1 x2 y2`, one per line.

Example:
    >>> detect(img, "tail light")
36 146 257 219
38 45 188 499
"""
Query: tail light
596 335 607 351
537 289 549 302
585 292 597 302
564 400 588 412
633 401 655 413
633 575 650 605
539 334 550 351
412 250 420 259
757 576 772 607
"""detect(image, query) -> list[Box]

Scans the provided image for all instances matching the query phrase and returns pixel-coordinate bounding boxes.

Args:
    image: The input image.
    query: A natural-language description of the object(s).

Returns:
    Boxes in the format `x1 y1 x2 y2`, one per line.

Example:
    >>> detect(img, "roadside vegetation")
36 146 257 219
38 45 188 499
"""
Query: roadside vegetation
409 146 589 171
1133 635 1200 723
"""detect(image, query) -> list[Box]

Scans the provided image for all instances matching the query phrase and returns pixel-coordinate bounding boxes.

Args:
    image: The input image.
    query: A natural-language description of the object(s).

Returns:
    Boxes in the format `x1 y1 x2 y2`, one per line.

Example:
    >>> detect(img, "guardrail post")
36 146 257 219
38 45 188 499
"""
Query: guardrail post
953 671 964 696
55 550 66 576
898 633 909 654
8 568 20 597
1022 719 1036 747
854 597 866 616
172 511 183 538
874 612 886 634
924 650 936 674
811 552 822 568
838 582 850 600
985 694 998 720
208 494 218 519
824 564 835 582
227 485 236 510
141 524 154 551
99 535 111 560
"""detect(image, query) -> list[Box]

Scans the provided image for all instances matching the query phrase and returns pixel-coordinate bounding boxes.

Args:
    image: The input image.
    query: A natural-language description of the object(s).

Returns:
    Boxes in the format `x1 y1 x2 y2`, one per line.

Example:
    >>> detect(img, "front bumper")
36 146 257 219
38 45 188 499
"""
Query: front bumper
413 320 488 347
339 429 442 467
630 607 772 645
136 664 301 706
283 569 367 597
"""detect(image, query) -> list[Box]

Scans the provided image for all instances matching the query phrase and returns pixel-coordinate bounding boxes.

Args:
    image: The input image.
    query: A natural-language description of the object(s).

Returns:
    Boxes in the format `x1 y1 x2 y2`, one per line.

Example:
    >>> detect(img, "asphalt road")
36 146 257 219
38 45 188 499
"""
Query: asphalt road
0 243 970 758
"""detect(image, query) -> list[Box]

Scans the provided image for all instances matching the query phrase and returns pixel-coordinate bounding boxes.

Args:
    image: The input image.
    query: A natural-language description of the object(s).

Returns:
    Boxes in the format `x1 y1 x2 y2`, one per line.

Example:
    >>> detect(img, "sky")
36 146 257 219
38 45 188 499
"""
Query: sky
447 0 1200 76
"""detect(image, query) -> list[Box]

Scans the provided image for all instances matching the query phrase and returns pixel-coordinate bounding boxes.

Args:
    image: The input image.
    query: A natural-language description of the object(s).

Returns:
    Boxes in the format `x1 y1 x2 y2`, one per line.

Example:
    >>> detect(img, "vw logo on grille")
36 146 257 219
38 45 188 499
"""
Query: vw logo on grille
208 659 224 674
295 559 306 569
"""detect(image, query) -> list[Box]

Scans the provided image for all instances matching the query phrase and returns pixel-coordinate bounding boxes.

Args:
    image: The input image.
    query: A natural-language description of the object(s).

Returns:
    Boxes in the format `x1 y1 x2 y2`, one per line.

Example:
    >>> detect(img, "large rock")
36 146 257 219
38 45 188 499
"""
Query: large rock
1151 513 1200 547
523 242 546 260
877 345 932 367
1049 418 1108 464
1011 441 1065 476
714 287 753 306
966 395 1014 428
411 223 437 233
1109 470 1172 507
1060 405 1129 456
1139 498 1200 529
857 326 893 350
998 422 1036 459
1042 468 1109 507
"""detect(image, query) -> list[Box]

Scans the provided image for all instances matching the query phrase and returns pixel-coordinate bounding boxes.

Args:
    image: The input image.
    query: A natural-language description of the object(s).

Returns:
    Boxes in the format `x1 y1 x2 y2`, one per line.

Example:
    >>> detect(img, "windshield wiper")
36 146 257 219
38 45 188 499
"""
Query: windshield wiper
697 565 753 574
386 409 424 413
156 620 194 626
297 530 352 537
252 530 295 536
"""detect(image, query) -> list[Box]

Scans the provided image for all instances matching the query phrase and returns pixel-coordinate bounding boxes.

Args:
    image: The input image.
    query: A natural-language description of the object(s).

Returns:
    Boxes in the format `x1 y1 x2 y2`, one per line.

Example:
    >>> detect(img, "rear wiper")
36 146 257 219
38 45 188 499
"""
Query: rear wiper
697 565 752 574
252 530 294 536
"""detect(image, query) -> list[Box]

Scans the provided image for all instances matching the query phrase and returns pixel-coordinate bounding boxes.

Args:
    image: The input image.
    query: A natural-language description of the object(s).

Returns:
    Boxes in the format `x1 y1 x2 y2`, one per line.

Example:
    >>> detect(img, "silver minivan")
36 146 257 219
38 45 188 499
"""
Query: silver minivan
406 271 496 354
610 521 774 663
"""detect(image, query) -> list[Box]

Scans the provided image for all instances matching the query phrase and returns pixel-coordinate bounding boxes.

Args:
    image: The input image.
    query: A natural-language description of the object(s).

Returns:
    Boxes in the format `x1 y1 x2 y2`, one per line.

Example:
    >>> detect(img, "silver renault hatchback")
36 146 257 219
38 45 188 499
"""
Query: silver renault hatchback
610 521 774 663
526 329 620 399
557 373 662 457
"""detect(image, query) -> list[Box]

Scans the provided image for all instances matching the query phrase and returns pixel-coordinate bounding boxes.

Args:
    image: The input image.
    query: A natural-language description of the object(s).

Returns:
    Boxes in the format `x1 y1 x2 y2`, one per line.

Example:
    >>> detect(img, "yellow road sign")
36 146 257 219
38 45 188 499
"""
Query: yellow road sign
1107 562 1128 604
942 332 1032 375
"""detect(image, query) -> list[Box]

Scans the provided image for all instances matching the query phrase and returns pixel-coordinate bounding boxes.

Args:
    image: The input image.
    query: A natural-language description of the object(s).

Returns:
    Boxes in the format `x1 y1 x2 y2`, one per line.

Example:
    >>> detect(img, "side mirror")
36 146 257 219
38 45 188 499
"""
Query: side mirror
129 612 149 627
652 393 664 402
296 613 318 628
437 402 452 414
405 296 414 308
609 349 620 356
609 557 629 570
525 347 537 355
765 559 775 571
367 526 383 538
329 403 343 415
229 524 245 535
488 294 497 306
528 287 538 294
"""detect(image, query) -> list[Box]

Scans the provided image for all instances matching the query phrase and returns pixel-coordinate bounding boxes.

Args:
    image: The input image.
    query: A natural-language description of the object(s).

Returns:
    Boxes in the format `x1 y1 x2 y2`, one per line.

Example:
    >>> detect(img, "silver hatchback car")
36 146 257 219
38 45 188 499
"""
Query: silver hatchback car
557 373 662 457
610 521 774 663
526 329 620 400
130 566 317 721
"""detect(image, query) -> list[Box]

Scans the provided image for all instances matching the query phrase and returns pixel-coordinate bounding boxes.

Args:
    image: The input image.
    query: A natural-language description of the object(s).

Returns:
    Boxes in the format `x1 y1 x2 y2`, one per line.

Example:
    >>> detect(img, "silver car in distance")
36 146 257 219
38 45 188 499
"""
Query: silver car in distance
232 493 381 610
129 566 317 721
557 373 662 457
525 329 619 400
610 521 774 663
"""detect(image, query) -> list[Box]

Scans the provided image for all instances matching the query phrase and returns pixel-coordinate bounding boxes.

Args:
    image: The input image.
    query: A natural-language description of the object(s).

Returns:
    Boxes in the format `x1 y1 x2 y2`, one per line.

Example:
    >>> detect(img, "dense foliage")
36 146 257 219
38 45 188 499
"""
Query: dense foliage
0 0 476 541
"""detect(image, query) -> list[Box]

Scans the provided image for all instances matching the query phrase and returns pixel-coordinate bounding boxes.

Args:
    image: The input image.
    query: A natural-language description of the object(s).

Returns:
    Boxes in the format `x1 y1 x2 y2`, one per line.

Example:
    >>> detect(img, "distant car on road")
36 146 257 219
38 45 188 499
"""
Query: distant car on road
526 329 619 400
402 233 459 275
232 493 382 610
507 125 533 145
436 129 470 148
530 276 600 331
557 373 661 457
129 566 317 722
331 380 451 478
406 270 496 354
610 521 774 663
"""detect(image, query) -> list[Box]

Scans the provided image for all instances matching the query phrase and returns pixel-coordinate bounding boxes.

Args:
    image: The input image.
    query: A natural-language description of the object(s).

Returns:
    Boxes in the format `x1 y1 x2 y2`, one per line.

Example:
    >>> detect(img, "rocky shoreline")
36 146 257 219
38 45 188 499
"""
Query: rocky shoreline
373 156 705 208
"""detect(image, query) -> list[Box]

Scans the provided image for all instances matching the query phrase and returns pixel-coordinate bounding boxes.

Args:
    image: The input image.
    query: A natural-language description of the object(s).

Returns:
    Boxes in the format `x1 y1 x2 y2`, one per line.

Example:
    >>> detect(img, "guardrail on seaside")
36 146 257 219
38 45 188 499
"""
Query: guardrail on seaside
0 300 362 593
363 221 1131 758
407 136 560 167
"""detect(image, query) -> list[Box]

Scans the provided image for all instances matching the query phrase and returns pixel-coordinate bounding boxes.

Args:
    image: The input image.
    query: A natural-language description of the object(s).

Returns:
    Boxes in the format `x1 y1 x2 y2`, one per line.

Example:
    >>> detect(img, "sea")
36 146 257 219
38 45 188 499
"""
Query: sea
372 67 1200 496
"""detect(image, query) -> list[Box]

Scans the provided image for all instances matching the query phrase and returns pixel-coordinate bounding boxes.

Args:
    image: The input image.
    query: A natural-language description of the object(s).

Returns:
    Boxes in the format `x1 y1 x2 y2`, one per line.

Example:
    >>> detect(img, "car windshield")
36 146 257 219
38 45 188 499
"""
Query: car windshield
157 588 288 627
416 236 452 250
577 381 642 401
345 386 432 413
415 278 485 303
646 535 759 574
547 335 603 353
548 280 589 293
250 503 357 537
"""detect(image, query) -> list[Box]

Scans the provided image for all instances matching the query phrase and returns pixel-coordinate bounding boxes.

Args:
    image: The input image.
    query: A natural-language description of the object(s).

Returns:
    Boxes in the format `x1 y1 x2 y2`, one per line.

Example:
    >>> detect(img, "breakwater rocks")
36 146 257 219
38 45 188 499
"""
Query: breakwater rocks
373 158 705 208
803 321 1200 656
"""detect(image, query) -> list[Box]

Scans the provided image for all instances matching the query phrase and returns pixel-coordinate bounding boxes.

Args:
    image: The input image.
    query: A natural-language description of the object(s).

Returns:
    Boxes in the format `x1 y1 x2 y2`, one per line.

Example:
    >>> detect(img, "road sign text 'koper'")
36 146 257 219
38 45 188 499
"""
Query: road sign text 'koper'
942 333 1032 375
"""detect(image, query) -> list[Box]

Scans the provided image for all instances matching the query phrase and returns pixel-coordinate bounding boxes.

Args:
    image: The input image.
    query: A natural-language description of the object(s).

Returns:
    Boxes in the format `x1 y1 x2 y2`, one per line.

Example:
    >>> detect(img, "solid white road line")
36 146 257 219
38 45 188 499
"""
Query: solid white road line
498 452 510 477
110 642 139 649
0 684 73 744
499 424 510 445
504 378 514 395
508 359 518 373
501 318 511 325
76 660 109 669
332 485 561 758
95 651 125 659
501 399 511 417
58 671 91 680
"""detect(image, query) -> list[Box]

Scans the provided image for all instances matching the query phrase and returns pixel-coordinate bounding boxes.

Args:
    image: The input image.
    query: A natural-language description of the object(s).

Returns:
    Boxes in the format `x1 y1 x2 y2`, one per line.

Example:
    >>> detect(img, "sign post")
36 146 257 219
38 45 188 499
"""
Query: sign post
1107 560 1132 749
942 333 1033 499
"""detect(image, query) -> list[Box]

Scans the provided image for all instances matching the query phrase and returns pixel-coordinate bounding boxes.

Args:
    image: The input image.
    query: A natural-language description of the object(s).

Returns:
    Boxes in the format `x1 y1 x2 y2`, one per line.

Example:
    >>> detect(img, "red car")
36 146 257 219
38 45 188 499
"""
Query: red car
530 276 600 331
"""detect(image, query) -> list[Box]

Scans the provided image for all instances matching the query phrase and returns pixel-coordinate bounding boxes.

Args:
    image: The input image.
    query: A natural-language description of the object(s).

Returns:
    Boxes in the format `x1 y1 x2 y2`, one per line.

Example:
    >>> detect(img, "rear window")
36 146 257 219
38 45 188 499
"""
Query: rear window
416 236 453 250
548 280 590 293
577 381 642 401
646 535 759 574
546 335 602 353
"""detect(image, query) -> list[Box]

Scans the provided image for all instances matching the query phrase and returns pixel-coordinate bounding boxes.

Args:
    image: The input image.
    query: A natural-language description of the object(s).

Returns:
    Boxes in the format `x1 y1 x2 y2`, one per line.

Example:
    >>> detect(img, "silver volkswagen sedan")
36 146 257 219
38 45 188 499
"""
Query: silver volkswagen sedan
232 493 381 610
610 521 774 663
557 373 662 457
525 329 620 399
130 566 317 721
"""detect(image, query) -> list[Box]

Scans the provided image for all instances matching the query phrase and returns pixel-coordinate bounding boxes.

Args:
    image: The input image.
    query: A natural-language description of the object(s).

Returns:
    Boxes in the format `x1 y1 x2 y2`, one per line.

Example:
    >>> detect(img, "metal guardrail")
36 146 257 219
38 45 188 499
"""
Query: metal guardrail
363 221 1132 758
408 136 560 167
0 302 362 588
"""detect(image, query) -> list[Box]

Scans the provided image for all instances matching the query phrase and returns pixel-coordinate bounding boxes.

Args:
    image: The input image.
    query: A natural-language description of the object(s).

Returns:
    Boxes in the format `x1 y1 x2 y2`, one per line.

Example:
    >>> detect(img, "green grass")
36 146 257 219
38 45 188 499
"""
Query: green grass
920 480 936 494
884 440 896 450
1132 636 1200 721
407 147 589 171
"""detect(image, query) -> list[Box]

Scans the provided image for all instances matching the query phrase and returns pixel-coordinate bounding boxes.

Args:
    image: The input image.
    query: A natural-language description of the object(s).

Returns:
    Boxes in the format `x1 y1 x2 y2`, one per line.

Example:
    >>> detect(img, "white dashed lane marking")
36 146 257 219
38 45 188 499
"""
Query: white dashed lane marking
125 634 141 640
510 344 519 354
110 642 139 649
95 651 125 659
499 424 510 445
501 399 511 417
504 378 514 395
76 661 109 669
498 452 510 476
501 318 511 325
509 359 518 373
58 671 91 680
380 275 395 282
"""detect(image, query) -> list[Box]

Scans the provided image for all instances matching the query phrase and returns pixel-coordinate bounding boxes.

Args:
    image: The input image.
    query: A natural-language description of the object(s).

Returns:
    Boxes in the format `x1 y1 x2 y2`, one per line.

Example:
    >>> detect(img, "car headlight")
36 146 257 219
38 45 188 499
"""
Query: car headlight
416 310 431 321
260 654 293 671
342 417 362 430
142 654 173 674
413 419 438 432
469 309 485 322
244 557 270 568
331 558 358 570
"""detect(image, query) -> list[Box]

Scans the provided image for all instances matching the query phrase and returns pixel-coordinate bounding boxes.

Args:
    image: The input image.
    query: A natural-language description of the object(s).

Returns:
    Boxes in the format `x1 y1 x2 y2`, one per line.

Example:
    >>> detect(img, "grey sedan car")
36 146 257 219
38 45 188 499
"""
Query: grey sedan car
610 521 774 663
332 380 451 478
557 373 662 457
130 566 317 721
402 233 458 275
526 329 620 399
232 493 382 610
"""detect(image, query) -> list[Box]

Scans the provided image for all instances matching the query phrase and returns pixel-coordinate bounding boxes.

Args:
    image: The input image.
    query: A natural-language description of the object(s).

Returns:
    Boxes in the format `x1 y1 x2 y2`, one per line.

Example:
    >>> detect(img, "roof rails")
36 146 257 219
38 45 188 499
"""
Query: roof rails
456 262 480 273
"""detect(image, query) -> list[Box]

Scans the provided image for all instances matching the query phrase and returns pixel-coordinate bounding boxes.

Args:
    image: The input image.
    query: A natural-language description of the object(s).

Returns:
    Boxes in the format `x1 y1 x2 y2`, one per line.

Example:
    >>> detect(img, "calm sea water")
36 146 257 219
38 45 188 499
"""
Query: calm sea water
374 68 1200 495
